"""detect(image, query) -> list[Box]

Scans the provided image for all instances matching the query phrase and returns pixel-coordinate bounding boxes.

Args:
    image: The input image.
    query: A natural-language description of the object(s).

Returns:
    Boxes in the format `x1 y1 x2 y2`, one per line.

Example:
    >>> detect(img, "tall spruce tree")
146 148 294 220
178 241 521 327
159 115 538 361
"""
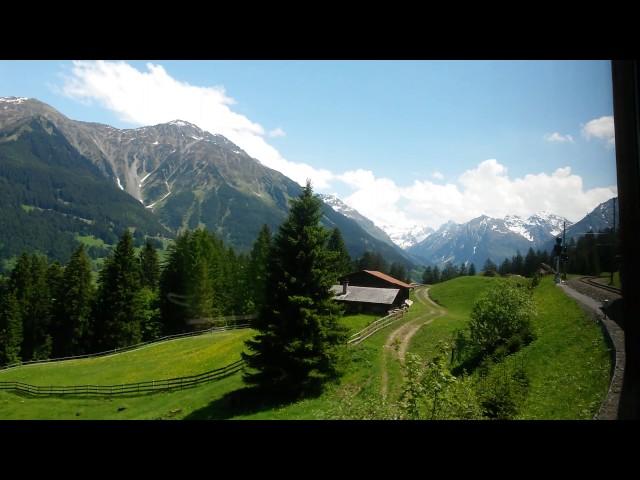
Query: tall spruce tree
93 230 143 349
247 225 272 314
468 263 476 276
10 254 53 360
422 266 433 284
243 181 348 394
327 227 353 281
0 291 23 365
139 241 160 289
159 231 192 334
482 258 497 277
524 247 538 277
54 245 95 356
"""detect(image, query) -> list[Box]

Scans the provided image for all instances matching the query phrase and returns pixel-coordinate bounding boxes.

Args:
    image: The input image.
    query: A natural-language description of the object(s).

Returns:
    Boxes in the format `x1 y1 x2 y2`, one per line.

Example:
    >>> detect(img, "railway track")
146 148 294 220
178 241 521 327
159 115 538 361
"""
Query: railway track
579 276 622 295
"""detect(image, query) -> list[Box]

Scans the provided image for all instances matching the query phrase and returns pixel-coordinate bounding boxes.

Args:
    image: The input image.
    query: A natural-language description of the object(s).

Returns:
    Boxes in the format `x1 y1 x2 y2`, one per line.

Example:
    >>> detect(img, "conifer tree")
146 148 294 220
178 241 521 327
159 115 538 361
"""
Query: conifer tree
93 230 143 349
327 227 353 281
0 291 23 365
10 254 53 360
441 261 458 282
159 231 193 334
139 241 160 289
243 181 348 394
482 258 497 277
468 263 476 276
432 265 441 283
247 224 272 313
499 258 512 276
54 245 95 356
422 266 433 284
524 247 537 277
390 262 408 283
512 251 524 276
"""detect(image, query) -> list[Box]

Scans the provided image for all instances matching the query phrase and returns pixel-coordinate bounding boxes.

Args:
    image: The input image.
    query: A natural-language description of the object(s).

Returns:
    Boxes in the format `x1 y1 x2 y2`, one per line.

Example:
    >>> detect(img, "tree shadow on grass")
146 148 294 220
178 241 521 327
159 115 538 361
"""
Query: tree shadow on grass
183 382 325 420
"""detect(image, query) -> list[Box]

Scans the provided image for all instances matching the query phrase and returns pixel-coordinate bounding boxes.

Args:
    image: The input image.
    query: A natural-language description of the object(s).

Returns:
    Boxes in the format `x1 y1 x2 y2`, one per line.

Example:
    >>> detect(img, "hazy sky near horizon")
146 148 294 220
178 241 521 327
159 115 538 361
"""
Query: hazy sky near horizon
0 60 617 231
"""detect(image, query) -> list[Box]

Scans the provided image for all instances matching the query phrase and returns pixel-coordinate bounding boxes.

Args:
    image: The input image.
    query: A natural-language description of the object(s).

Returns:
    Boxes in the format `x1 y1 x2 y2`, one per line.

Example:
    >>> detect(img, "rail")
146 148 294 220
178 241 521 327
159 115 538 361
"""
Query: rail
347 309 406 345
579 276 622 295
0 359 245 397
0 322 251 372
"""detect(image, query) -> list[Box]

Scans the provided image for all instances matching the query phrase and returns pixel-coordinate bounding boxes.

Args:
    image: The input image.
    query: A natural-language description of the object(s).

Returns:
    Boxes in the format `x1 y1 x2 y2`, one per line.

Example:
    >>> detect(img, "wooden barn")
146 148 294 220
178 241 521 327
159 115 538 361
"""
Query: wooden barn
330 270 412 314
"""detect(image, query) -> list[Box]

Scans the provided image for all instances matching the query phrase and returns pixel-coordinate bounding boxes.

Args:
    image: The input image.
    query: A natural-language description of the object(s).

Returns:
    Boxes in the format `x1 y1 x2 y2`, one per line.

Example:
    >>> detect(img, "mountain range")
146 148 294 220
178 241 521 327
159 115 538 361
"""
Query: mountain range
0 96 617 274
320 189 617 269
0 97 414 269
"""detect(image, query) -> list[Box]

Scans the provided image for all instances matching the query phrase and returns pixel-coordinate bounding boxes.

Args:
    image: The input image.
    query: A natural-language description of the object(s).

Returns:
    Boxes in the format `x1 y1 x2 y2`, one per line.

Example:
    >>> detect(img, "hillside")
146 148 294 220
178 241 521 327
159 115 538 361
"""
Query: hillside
0 97 414 267
409 275 611 419
0 279 612 419
0 116 172 267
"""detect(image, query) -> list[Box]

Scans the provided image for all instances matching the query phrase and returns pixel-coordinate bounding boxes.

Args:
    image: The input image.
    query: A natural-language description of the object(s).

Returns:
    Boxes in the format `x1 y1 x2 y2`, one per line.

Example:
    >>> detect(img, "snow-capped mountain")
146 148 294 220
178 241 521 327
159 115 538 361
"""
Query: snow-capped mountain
318 194 434 250
407 212 572 268
380 224 435 250
542 198 618 252
318 194 398 248
0 97 416 268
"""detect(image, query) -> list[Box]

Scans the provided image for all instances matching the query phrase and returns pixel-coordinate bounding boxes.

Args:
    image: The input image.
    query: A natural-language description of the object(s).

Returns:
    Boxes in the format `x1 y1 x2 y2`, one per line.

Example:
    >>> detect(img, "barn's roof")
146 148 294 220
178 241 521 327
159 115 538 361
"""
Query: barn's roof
362 270 412 289
330 285 400 305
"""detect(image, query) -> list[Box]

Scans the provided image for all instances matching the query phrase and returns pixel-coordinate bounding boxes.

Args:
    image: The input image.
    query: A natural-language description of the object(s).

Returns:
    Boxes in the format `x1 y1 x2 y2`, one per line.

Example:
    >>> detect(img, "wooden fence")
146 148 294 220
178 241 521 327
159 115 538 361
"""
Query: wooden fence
347 309 405 345
1 309 408 398
0 359 245 397
0 322 251 372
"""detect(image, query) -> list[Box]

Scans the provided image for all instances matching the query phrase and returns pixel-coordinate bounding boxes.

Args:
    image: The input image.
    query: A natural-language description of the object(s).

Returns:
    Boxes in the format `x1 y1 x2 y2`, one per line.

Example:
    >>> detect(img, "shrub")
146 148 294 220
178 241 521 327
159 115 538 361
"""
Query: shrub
476 361 529 419
400 343 483 420
468 282 535 358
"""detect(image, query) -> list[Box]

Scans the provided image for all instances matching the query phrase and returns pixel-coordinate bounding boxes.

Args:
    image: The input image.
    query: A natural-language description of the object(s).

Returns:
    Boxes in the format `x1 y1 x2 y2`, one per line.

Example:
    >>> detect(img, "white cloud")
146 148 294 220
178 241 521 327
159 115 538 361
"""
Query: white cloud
337 159 616 231
58 61 617 234
60 61 333 189
544 132 574 143
268 127 286 138
582 116 615 146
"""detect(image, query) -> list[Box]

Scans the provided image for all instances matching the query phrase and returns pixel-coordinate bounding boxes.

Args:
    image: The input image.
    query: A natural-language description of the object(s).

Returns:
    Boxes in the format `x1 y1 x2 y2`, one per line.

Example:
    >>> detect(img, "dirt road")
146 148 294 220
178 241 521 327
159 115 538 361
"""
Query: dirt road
380 286 445 400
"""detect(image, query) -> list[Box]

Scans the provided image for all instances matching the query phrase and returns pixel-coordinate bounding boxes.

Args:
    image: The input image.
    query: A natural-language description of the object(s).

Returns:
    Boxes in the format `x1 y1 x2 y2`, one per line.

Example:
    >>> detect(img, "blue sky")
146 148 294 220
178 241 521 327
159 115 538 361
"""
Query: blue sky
0 60 617 230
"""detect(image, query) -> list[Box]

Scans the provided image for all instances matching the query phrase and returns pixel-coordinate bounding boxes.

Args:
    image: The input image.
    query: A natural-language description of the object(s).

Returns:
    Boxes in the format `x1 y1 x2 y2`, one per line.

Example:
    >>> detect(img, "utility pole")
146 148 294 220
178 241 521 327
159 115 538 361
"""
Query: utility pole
562 220 567 281
553 236 562 284
611 197 616 286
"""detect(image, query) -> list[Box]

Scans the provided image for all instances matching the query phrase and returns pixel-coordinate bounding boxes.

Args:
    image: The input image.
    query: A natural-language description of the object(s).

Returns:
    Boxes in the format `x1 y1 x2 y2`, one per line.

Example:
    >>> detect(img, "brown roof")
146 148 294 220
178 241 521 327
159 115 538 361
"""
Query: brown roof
362 270 412 289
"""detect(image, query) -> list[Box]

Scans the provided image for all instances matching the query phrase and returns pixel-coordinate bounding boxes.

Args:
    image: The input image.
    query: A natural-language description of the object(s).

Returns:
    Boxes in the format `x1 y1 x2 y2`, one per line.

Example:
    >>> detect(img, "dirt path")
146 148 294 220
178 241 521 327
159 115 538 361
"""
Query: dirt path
380 286 446 400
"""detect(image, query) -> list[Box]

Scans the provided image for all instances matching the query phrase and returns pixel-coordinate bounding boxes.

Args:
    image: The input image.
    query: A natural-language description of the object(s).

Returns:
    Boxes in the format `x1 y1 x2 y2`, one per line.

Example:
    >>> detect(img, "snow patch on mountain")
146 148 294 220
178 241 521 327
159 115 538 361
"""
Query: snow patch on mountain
381 224 435 249
0 97 29 104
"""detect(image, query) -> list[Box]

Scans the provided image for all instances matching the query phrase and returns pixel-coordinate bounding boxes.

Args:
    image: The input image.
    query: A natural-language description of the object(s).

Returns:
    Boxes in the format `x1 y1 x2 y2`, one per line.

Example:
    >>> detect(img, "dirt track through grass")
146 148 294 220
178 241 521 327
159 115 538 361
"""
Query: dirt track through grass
380 286 446 400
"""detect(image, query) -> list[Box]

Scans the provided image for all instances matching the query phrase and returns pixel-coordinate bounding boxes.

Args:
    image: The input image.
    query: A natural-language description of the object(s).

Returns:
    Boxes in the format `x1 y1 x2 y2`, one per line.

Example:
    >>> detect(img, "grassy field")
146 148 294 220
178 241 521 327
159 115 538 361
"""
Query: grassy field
0 329 253 386
408 275 612 419
409 276 503 360
0 278 612 420
0 291 428 420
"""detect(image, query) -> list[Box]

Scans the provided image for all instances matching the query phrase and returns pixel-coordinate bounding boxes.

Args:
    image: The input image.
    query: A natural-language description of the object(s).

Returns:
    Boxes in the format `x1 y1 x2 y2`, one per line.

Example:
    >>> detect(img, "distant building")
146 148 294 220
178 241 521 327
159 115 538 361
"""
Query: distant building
331 270 412 314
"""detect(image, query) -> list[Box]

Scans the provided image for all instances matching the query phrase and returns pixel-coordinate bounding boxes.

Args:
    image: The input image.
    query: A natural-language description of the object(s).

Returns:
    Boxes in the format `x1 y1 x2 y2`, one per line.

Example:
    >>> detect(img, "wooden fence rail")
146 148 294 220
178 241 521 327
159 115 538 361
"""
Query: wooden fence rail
0 359 245 397
347 310 405 345
0 322 252 372
1 308 411 398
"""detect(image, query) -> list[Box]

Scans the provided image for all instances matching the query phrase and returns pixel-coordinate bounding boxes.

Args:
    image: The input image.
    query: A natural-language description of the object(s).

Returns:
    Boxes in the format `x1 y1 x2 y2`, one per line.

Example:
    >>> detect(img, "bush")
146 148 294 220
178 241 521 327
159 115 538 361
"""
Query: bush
530 273 541 289
476 361 529 419
468 282 535 358
399 344 483 420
